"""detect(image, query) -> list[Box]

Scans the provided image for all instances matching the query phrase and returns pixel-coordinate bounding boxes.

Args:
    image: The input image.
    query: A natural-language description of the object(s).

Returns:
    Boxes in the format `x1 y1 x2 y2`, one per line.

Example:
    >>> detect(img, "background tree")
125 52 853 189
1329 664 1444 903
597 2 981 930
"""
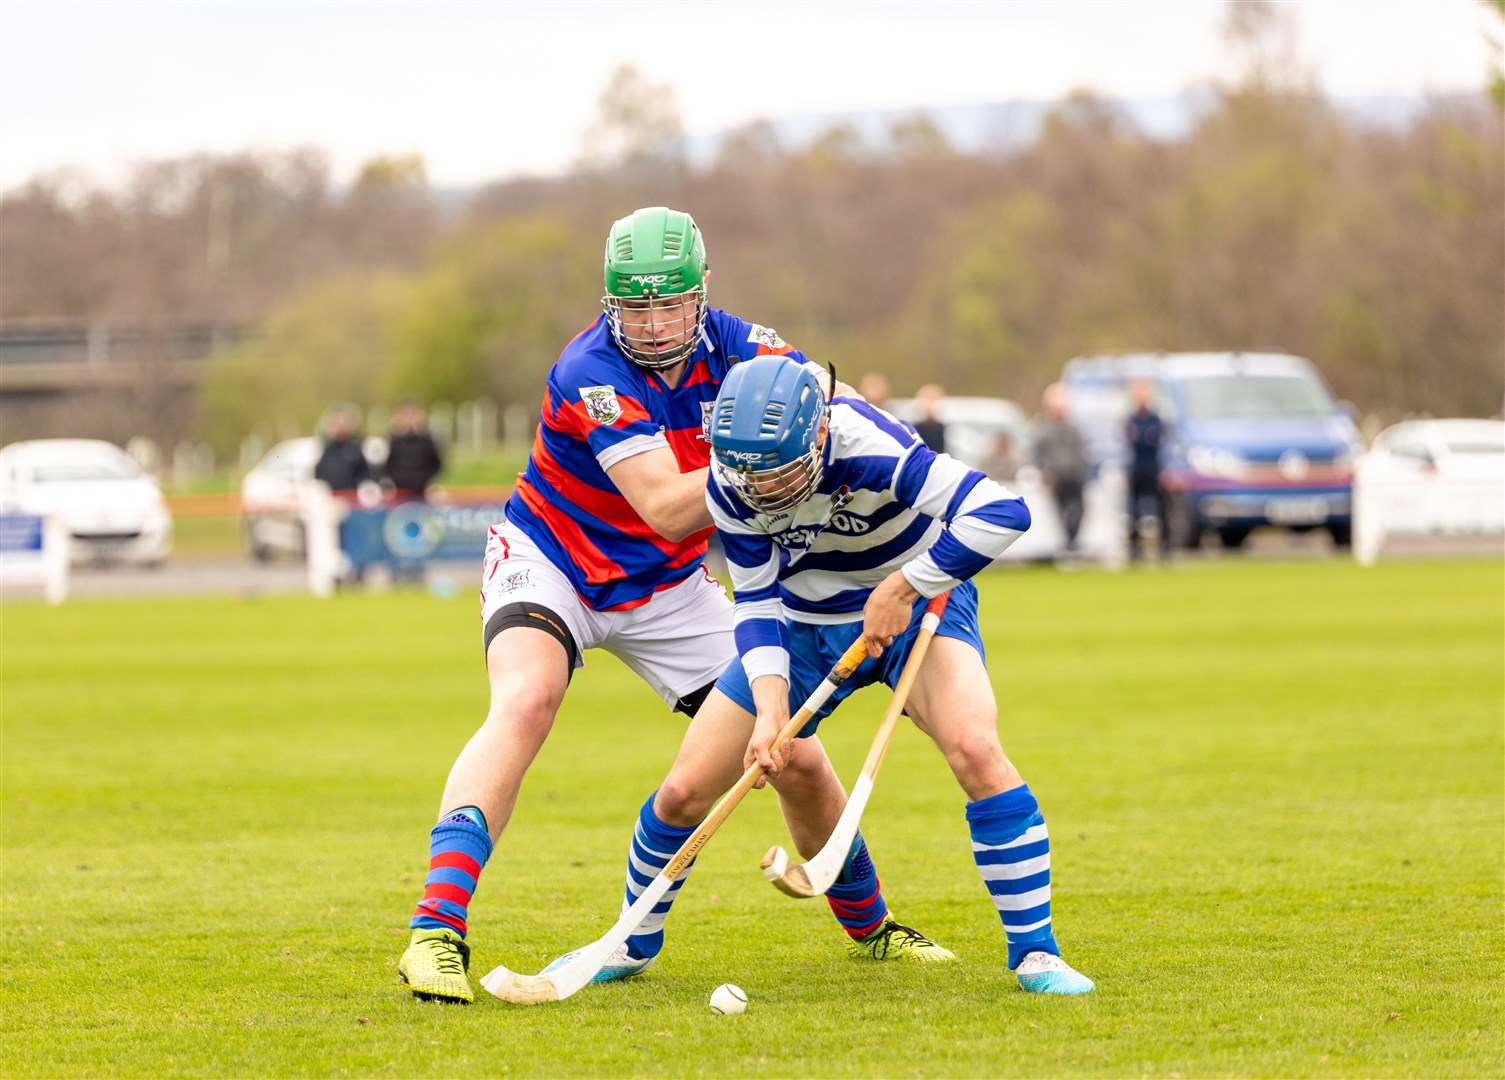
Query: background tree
199 272 408 456
576 63 687 176
384 216 596 409
5 15 1501 456
1483 0 1504 107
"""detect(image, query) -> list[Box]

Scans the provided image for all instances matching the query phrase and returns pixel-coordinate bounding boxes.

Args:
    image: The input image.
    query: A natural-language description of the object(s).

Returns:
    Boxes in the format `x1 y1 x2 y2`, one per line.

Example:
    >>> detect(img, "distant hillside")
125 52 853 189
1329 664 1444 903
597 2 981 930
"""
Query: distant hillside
683 91 1474 163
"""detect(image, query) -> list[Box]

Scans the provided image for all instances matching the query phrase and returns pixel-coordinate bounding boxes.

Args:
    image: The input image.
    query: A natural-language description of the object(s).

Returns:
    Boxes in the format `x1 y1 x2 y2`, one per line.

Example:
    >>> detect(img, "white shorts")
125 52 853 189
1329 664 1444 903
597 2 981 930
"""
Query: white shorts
479 518 736 705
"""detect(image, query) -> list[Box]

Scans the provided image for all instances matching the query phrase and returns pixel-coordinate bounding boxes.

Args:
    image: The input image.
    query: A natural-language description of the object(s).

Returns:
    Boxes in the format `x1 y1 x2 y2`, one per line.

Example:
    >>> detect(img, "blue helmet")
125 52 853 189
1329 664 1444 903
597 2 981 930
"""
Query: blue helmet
711 356 828 514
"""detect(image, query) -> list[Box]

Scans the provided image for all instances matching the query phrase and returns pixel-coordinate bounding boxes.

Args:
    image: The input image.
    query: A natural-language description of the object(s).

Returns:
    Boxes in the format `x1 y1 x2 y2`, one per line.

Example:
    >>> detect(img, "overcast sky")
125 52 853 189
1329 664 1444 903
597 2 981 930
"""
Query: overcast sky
0 0 1489 192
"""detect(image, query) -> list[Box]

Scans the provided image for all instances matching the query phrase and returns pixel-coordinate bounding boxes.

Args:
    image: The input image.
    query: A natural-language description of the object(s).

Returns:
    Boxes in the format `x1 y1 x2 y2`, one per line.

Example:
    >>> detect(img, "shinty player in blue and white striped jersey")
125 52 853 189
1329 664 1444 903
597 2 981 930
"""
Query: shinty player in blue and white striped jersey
627 355 1095 994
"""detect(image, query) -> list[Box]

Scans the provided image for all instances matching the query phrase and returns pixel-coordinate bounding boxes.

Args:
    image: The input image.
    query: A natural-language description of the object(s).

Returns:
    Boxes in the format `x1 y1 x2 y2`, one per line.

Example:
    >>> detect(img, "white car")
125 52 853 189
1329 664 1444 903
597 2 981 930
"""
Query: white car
241 436 387 560
0 439 173 565
1368 419 1505 480
1359 418 1505 537
882 396 1029 472
241 437 321 560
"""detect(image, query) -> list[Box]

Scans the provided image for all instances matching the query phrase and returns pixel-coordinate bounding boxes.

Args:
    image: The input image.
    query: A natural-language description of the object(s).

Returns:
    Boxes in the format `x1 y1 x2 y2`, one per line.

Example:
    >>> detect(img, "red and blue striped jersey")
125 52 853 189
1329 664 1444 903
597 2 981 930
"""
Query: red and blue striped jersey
506 309 808 611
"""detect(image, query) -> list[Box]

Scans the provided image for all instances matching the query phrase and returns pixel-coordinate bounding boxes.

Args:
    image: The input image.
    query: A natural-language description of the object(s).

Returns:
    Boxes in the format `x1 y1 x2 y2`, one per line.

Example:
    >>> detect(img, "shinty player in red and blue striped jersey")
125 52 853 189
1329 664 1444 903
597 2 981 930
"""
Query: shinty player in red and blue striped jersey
506 306 790 611
397 207 951 1004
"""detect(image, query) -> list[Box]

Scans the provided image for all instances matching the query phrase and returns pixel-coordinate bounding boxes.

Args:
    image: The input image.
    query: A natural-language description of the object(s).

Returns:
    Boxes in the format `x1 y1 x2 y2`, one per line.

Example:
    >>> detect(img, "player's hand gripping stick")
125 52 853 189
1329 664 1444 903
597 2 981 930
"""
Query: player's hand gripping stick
480 633 873 1004
761 591 951 898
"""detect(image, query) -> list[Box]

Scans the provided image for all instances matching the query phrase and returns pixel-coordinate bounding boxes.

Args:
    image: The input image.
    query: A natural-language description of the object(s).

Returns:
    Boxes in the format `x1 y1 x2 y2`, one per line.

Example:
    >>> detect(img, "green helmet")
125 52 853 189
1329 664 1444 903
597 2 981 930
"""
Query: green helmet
602 206 709 370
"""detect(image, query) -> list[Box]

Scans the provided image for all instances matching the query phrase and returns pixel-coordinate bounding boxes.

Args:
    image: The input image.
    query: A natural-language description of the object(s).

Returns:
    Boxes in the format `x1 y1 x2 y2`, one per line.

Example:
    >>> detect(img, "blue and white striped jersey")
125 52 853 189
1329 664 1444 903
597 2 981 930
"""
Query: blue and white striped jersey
706 397 1031 684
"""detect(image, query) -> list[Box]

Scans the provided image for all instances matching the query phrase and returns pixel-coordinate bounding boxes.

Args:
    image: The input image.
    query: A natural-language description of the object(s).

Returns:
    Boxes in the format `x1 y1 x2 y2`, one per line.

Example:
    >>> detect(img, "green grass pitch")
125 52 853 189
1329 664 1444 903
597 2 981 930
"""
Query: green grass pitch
2 558 1501 1077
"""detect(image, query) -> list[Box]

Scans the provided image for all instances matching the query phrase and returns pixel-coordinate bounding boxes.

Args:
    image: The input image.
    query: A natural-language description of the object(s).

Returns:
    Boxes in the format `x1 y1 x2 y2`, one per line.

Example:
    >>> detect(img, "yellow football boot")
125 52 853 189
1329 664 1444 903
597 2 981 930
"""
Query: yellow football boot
845 918 956 962
398 928 474 1003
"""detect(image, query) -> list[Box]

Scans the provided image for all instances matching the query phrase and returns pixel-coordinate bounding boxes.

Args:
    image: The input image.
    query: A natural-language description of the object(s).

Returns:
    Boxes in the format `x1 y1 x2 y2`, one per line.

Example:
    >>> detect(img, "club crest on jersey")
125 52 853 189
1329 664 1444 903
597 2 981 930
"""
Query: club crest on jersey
580 384 622 425
747 324 787 350
499 570 533 594
698 400 714 443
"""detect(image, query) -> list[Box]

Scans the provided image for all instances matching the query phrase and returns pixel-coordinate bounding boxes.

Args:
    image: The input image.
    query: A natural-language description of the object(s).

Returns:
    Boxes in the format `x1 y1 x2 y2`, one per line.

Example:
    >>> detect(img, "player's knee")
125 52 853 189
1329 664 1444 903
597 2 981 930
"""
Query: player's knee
771 740 832 786
485 678 561 740
947 726 1009 784
654 773 715 827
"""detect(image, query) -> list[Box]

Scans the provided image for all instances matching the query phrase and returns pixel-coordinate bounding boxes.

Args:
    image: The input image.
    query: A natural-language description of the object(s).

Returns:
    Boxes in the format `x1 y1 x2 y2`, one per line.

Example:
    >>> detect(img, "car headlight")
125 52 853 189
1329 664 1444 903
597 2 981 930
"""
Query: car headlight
1187 445 1245 478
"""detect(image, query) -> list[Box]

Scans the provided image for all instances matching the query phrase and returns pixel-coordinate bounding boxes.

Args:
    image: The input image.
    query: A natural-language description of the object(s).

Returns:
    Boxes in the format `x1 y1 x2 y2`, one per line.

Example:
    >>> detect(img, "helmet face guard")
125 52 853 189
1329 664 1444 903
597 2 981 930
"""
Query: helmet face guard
602 288 707 371
710 357 829 515
715 441 825 515
602 207 709 371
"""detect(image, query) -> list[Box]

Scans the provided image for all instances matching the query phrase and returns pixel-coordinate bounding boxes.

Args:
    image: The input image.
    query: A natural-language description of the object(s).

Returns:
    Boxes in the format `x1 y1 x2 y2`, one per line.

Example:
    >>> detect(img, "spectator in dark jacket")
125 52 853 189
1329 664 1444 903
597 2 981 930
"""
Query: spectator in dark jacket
1123 378 1167 560
384 399 443 499
911 383 948 454
314 404 371 493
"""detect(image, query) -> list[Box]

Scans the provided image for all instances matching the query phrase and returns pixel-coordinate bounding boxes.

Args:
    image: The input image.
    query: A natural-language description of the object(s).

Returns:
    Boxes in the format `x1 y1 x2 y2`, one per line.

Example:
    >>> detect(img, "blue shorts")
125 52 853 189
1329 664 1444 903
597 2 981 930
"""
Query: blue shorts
713 580 984 737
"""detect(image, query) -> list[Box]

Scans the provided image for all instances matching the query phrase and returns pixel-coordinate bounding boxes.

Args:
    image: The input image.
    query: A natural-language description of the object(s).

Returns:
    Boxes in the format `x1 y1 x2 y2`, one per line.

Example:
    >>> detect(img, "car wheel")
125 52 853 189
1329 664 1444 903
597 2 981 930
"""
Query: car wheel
1218 526 1251 550
1327 521 1353 548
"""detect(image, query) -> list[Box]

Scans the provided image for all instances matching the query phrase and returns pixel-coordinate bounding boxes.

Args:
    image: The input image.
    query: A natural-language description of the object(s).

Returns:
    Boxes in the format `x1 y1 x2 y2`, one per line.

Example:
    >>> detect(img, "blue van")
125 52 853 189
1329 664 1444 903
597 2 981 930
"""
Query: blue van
1060 352 1362 548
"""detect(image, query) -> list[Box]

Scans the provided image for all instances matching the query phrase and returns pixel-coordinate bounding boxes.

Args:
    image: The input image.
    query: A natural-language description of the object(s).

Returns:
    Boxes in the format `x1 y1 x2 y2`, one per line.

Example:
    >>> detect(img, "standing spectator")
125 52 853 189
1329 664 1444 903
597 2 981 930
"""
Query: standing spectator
856 372 891 412
911 383 948 454
1123 378 1167 561
385 399 444 500
980 431 1024 482
314 404 371 494
1033 383 1088 555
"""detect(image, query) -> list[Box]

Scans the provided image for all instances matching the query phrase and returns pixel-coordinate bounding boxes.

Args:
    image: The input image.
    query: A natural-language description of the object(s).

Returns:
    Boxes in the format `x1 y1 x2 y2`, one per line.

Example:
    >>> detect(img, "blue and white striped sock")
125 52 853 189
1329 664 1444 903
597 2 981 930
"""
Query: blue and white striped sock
966 784 1061 969
623 792 698 961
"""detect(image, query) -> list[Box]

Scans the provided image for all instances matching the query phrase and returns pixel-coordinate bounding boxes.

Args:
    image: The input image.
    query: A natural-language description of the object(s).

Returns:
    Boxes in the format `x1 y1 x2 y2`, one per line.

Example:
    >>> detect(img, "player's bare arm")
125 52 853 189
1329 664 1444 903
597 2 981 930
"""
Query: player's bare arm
607 446 713 542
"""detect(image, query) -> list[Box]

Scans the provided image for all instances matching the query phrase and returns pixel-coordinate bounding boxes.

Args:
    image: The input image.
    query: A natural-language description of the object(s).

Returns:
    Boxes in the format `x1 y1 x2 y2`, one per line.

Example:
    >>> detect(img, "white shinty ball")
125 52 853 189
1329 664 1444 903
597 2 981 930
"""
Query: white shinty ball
708 983 748 1015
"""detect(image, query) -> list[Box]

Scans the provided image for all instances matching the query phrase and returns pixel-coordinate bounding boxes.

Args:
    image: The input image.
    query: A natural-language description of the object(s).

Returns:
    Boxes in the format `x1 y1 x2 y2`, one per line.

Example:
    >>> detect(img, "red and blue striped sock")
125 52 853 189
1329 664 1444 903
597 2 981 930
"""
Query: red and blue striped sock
410 807 493 937
825 833 889 939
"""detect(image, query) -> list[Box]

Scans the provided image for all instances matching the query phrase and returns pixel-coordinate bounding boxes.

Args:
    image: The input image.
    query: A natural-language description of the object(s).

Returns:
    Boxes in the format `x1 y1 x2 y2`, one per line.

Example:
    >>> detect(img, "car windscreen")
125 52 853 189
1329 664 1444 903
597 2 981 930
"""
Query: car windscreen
1066 382 1175 429
1180 376 1333 420
32 458 140 482
1068 383 1130 427
1447 439 1505 456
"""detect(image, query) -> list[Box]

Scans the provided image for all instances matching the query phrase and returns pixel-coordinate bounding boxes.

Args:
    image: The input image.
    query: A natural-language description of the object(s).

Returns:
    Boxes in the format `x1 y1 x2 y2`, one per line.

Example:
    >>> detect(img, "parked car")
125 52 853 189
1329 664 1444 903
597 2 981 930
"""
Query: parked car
1367 419 1505 479
1060 351 1362 548
241 435 388 560
1359 418 1505 535
0 438 172 565
882 396 1029 472
240 437 321 561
